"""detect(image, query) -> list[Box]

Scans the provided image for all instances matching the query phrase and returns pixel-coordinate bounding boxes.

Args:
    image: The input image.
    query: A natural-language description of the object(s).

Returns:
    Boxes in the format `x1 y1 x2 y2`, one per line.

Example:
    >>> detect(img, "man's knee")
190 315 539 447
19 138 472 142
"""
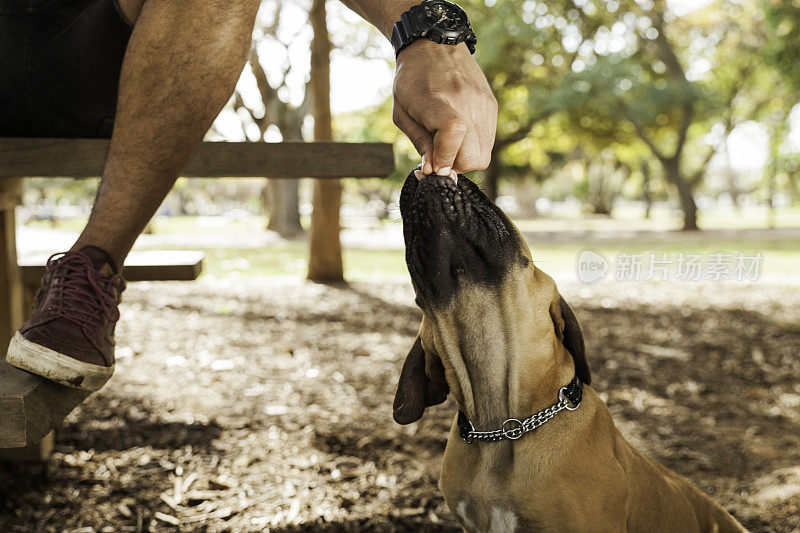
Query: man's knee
117 0 259 26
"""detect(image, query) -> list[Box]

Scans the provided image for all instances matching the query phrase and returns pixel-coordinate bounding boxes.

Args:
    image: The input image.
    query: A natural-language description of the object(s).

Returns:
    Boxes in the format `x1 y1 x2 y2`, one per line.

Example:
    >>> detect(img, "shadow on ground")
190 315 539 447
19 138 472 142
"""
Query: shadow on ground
1 278 798 531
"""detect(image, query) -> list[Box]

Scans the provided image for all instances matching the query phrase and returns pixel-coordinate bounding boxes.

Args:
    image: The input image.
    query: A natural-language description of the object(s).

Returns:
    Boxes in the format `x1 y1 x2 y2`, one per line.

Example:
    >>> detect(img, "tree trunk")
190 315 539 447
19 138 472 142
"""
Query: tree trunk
0 179 24 352
265 112 304 239
662 158 698 231
483 146 501 201
641 159 652 219
588 161 614 216
265 180 303 238
307 0 343 282
728 171 740 212
766 163 776 229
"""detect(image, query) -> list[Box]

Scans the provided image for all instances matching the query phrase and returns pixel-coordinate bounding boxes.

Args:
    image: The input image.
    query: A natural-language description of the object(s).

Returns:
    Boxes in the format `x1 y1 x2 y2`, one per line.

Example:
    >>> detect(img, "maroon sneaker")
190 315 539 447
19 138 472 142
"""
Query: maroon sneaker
6 246 125 391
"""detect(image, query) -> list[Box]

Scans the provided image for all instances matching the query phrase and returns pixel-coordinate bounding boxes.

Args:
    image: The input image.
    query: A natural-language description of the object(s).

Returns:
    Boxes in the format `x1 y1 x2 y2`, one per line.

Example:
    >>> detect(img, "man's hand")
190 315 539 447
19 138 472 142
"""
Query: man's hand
338 0 497 176
393 40 497 176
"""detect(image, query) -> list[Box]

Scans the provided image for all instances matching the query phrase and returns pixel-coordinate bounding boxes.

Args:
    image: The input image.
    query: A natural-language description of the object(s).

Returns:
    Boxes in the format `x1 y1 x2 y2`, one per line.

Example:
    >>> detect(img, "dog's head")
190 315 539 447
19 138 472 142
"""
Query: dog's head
393 170 590 424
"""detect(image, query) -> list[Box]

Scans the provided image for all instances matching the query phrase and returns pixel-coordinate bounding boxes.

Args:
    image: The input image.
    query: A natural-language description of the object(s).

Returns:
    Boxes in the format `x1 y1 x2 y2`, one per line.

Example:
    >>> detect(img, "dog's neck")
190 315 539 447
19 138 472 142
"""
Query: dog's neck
431 282 576 430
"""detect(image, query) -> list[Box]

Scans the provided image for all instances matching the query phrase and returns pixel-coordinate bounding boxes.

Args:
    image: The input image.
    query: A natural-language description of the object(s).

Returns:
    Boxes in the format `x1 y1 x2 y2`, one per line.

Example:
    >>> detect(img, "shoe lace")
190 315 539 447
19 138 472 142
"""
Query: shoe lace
44 251 122 326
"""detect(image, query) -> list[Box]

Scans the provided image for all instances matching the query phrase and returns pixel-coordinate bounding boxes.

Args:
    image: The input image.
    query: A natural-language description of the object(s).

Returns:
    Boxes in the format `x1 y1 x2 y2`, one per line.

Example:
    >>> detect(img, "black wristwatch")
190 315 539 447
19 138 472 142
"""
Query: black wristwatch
390 0 477 58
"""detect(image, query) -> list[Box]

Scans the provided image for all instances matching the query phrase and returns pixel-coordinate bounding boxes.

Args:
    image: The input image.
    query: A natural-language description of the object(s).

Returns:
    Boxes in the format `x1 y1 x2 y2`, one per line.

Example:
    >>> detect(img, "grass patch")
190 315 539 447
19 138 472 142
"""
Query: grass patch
142 238 798 281
26 212 800 280
150 242 409 281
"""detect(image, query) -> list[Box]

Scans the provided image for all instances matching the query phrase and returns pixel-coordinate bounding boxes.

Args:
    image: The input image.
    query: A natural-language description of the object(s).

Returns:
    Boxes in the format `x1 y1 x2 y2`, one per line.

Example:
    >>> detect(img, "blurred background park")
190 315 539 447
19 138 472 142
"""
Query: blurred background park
4 0 800 531
17 0 800 282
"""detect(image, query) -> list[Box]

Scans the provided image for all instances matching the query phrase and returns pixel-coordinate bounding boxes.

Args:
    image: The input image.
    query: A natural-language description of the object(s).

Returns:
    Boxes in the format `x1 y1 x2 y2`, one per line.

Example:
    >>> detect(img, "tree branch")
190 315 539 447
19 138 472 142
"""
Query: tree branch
495 107 557 150
688 145 716 186
650 8 687 82
618 100 668 162
674 104 694 158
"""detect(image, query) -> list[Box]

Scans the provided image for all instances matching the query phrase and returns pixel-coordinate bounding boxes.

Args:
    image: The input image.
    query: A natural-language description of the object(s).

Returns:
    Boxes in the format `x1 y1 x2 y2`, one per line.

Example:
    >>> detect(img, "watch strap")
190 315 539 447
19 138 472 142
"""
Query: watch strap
390 2 476 58
390 12 413 57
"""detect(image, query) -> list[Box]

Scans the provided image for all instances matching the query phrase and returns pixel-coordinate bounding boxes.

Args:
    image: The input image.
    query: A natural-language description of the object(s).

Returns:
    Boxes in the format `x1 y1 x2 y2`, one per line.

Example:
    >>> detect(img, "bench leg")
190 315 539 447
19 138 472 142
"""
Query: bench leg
23 283 36 318
0 181 52 463
0 430 54 462
0 179 24 353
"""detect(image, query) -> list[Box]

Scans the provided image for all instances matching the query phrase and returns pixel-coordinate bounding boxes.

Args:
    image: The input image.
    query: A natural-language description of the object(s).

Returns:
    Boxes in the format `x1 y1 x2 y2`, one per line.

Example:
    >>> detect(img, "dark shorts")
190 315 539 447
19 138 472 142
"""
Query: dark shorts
0 0 133 138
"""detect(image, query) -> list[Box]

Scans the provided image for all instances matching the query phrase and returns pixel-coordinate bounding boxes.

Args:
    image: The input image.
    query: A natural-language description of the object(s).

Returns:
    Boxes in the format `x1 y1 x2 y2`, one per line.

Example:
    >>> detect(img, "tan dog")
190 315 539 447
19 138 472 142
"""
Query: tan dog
393 171 746 532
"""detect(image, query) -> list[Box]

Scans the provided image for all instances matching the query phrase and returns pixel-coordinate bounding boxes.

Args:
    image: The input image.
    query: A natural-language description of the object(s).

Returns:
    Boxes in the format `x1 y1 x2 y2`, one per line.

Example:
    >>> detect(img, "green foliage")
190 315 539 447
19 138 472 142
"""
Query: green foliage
763 0 800 92
335 0 800 216
471 0 622 160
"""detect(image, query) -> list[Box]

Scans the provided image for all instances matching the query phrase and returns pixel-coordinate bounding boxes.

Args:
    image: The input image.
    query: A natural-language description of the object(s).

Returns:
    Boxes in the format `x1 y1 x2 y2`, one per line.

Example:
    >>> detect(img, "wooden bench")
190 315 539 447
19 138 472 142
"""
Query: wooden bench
0 361 84 459
17 249 204 313
19 250 204 283
1 250 204 458
0 138 394 459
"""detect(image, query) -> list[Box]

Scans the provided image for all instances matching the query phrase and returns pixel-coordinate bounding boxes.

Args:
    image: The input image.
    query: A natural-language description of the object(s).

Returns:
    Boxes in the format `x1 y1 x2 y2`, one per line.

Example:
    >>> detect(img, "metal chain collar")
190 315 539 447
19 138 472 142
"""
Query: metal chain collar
457 377 582 444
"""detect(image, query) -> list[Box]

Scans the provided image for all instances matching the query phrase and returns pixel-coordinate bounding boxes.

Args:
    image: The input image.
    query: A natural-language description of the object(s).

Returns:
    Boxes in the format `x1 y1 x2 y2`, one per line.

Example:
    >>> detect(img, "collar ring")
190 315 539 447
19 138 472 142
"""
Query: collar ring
501 418 524 440
558 387 580 411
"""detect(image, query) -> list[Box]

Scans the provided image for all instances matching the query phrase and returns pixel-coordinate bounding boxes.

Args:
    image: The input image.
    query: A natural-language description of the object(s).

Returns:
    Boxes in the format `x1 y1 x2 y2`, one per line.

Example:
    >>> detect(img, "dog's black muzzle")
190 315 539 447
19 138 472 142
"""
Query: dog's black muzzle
399 170 526 307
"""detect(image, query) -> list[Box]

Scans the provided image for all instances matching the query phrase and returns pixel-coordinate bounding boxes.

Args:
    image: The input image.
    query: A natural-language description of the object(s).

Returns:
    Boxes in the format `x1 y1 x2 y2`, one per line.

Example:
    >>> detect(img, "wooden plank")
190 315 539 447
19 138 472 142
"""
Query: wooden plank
22 282 36 321
0 430 53 461
0 138 395 179
19 250 204 285
2 250 203 452
0 179 24 354
0 358 88 448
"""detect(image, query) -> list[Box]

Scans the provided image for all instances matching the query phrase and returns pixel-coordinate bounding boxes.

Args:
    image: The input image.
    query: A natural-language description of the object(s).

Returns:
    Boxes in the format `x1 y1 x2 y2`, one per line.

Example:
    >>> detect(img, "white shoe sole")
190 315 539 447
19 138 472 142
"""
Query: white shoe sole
6 332 113 392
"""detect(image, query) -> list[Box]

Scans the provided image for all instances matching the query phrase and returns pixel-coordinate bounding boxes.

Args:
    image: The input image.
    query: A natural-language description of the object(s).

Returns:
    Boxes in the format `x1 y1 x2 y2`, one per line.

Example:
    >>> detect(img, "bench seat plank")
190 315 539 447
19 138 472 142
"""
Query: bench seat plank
0 139 395 179
19 250 204 285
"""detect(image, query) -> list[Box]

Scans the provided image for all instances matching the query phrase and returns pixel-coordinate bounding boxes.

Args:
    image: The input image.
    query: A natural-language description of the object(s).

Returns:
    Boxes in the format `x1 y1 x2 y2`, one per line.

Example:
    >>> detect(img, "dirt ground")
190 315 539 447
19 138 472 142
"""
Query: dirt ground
1 277 799 532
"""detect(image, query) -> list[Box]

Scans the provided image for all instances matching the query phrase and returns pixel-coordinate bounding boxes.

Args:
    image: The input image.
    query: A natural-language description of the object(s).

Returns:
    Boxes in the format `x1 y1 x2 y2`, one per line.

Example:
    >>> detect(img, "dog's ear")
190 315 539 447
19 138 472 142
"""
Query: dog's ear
551 295 591 385
393 336 449 425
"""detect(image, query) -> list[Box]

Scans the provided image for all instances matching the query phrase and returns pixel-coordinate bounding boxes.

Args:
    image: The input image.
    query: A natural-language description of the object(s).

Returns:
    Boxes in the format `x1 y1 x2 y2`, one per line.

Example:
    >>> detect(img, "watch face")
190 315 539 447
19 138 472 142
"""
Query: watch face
420 1 469 30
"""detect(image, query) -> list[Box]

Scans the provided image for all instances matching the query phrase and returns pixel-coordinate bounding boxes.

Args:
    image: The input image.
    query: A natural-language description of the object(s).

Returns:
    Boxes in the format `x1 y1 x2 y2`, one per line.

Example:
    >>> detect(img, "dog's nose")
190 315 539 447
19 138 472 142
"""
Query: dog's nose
400 169 516 254
414 169 458 183
411 174 471 228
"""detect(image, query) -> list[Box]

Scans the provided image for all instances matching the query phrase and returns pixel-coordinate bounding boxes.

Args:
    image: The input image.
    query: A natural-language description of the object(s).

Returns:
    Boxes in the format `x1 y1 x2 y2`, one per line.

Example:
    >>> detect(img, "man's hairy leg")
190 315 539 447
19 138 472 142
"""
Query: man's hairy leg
71 0 259 267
